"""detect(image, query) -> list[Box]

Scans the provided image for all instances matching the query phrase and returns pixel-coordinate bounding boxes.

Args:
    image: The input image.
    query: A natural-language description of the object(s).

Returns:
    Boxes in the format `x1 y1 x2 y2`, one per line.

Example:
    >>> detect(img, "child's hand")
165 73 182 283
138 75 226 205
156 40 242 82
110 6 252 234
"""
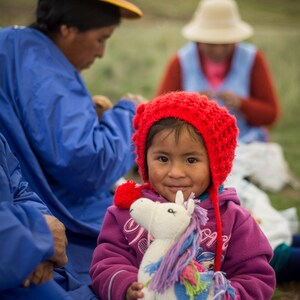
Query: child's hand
22 261 54 287
126 281 144 300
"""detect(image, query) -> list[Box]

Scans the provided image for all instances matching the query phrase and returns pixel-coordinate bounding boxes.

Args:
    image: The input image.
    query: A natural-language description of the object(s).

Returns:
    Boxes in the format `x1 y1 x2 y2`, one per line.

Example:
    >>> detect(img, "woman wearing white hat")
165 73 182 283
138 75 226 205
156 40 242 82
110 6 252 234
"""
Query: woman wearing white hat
157 0 280 144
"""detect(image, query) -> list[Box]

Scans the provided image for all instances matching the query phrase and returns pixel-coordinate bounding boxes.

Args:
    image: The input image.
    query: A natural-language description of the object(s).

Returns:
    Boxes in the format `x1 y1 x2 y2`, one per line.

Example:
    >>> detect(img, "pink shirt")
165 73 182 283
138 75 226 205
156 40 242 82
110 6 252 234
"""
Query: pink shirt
202 57 228 89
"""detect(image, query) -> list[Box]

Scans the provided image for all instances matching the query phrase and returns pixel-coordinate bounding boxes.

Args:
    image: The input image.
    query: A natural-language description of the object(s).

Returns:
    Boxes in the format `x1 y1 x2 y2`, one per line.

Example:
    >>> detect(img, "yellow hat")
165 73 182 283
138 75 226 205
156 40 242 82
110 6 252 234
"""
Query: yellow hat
100 0 143 18
182 0 253 44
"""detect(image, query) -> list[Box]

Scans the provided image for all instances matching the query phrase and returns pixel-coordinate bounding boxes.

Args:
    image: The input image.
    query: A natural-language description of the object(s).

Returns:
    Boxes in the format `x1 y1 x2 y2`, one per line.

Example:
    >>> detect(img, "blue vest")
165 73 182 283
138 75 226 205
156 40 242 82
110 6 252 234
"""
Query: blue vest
178 42 267 143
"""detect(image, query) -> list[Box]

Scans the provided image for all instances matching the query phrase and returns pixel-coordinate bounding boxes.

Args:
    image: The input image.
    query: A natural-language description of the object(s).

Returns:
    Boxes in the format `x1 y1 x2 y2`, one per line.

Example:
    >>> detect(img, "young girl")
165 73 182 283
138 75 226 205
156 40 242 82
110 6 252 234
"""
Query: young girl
90 91 276 300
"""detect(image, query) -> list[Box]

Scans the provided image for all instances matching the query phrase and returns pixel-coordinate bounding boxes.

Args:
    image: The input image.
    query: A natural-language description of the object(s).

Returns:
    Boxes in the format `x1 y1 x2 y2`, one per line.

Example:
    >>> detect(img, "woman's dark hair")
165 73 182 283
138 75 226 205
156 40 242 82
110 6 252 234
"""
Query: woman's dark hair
30 0 121 35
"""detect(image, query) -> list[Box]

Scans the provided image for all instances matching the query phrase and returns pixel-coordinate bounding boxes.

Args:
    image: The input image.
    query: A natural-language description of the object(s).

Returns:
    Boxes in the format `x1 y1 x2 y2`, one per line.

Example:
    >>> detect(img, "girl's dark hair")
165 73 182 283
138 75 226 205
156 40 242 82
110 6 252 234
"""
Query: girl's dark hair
30 0 121 35
146 118 203 151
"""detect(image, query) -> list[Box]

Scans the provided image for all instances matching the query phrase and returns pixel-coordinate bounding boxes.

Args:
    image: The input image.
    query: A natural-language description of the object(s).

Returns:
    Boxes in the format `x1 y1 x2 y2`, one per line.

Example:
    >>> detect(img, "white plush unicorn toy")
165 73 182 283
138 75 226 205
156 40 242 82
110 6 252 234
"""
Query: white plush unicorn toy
130 191 234 300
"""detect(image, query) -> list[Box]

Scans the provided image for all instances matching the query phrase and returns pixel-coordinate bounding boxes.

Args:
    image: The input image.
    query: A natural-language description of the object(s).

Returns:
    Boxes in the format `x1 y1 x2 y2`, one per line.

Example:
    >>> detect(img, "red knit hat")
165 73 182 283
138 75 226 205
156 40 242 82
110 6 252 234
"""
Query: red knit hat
132 91 238 271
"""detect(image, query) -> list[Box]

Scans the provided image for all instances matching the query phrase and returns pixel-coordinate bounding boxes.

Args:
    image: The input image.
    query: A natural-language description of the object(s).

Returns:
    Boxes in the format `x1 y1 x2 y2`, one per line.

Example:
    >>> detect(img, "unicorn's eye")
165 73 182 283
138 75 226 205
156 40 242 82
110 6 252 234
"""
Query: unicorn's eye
168 208 175 215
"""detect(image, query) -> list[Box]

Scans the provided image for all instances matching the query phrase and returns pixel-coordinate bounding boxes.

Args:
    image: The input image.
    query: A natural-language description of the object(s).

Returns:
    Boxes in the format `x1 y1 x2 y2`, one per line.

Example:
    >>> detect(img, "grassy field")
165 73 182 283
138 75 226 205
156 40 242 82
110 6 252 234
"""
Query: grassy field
1 0 300 298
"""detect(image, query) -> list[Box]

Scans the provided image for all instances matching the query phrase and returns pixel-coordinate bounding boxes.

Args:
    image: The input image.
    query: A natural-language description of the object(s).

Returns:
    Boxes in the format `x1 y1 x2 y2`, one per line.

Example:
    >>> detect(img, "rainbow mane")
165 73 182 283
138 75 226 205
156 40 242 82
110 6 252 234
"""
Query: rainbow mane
147 204 207 293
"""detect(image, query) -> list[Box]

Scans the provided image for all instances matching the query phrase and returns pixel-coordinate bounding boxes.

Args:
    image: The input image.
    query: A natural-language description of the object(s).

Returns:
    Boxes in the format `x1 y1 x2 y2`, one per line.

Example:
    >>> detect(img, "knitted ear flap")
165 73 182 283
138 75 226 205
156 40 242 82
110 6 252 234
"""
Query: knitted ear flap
210 187 223 271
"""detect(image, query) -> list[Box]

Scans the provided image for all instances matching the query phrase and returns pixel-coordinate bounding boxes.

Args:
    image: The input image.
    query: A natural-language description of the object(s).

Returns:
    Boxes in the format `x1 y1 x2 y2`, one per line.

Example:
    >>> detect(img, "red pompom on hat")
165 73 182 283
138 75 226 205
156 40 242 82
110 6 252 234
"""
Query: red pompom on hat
132 91 238 271
114 180 150 209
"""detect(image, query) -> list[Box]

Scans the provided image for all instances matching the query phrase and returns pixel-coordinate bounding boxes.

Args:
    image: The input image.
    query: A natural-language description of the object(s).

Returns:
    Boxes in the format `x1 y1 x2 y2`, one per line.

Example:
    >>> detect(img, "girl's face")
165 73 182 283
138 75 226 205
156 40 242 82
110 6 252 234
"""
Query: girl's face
146 127 211 202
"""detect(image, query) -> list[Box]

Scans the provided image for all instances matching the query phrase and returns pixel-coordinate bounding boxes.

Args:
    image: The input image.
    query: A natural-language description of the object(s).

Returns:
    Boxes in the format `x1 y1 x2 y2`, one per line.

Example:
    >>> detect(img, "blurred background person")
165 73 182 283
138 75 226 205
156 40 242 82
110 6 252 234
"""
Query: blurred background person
156 0 280 144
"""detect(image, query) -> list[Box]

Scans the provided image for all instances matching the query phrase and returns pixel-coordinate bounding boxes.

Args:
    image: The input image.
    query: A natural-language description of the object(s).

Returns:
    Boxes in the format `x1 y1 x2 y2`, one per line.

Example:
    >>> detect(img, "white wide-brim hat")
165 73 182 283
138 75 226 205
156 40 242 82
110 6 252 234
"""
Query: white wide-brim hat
182 0 253 44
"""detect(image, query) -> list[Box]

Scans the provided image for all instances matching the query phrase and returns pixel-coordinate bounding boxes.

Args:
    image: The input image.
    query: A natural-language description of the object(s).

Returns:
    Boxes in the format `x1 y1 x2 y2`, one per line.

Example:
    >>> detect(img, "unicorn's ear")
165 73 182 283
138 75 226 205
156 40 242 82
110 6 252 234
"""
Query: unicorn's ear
175 190 184 206
186 199 195 216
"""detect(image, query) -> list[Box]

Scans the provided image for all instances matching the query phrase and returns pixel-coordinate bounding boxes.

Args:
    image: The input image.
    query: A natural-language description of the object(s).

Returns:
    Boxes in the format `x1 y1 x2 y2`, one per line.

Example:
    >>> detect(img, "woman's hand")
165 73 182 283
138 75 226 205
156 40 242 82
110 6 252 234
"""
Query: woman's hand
122 93 147 105
44 215 68 268
22 261 54 287
217 91 241 110
199 90 215 99
93 95 114 119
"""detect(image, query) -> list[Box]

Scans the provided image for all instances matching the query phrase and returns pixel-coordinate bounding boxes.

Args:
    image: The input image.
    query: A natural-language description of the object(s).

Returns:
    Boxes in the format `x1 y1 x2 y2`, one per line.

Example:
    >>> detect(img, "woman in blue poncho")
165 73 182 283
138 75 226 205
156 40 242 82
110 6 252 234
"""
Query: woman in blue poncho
0 0 143 297
0 133 71 299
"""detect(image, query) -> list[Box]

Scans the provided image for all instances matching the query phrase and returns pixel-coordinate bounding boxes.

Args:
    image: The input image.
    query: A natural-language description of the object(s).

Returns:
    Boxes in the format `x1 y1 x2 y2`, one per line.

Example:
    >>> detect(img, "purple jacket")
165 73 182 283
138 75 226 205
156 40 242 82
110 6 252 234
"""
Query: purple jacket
90 187 276 300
